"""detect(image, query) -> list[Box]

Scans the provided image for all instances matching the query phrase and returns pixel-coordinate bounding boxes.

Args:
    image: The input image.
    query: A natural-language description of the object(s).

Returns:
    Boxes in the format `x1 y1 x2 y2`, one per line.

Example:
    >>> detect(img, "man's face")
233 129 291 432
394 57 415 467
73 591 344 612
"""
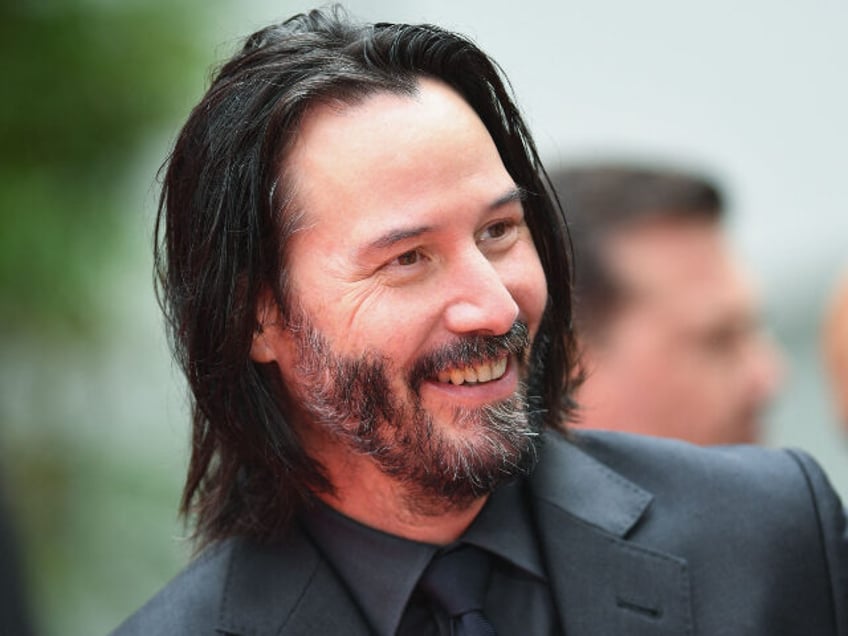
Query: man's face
252 79 548 506
575 219 783 445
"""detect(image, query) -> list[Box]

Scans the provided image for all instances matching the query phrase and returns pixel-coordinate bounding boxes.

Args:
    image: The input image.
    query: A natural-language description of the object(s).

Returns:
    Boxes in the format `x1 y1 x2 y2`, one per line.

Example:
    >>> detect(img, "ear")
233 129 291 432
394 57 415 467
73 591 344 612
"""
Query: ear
250 286 283 363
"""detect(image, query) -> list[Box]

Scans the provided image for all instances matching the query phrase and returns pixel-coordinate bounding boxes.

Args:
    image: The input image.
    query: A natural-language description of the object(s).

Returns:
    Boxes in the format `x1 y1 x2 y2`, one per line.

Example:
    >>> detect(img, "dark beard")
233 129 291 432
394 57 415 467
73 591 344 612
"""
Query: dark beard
286 313 542 512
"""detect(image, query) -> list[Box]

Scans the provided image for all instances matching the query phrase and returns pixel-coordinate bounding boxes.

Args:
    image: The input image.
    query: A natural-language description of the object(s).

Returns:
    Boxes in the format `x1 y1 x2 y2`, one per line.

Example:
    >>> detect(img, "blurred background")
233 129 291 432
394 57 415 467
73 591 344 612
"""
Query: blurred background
1 1 845 634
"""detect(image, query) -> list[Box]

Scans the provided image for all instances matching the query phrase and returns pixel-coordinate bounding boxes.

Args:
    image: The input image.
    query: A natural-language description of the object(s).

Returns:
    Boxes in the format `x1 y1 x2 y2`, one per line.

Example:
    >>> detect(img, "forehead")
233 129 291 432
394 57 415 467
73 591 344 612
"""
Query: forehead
284 78 514 237
605 219 757 323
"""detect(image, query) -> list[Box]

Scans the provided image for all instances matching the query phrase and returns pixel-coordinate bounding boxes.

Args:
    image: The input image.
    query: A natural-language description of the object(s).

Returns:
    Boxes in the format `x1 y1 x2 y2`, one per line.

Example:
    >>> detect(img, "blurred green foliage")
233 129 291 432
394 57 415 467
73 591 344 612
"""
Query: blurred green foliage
0 0 212 335
0 1 224 634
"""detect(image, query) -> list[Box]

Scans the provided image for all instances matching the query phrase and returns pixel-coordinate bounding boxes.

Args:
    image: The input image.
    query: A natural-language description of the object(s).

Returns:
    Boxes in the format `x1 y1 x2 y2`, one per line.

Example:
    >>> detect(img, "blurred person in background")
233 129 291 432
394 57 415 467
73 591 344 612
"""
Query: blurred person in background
551 164 783 445
823 274 848 430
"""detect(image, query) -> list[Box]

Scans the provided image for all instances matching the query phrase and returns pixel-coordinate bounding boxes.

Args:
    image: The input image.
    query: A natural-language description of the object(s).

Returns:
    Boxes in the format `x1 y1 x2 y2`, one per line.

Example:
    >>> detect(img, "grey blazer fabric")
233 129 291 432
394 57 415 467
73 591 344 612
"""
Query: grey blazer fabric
112 431 848 635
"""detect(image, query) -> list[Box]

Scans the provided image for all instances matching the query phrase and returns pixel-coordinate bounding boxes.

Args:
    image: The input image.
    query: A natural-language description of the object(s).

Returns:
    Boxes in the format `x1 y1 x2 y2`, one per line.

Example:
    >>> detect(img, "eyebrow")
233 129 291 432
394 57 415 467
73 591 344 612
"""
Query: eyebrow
491 186 527 208
364 186 527 252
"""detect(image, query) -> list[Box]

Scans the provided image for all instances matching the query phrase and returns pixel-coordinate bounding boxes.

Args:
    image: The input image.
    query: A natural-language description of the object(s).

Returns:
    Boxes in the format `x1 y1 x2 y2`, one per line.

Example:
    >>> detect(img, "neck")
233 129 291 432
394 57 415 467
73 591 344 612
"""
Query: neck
318 484 487 545
309 436 487 545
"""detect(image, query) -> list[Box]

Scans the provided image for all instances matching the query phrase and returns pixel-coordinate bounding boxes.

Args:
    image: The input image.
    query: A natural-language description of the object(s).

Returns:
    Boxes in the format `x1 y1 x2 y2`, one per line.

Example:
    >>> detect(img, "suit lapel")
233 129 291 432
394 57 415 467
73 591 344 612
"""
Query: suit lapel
531 433 693 635
216 529 373 636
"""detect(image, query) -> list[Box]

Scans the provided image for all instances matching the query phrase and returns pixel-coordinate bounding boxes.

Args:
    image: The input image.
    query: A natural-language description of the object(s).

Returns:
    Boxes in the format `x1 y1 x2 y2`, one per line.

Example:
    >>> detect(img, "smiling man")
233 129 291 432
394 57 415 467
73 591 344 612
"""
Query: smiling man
249 79 549 537
113 7 848 635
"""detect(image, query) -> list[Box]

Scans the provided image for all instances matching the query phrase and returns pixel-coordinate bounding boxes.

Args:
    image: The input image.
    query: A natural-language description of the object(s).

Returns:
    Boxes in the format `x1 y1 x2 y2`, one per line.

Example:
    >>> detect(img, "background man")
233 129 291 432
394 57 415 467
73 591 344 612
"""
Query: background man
551 164 784 444
113 8 846 635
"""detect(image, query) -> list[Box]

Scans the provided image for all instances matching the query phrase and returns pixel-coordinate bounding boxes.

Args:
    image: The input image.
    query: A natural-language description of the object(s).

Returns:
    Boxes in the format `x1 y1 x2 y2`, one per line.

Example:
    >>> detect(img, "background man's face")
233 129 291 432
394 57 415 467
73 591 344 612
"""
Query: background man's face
252 78 548 503
575 218 783 445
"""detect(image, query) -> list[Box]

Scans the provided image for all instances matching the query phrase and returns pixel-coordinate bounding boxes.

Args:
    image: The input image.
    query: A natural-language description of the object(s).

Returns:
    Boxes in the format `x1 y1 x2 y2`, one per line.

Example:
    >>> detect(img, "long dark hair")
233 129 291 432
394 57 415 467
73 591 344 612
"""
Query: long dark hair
156 5 577 546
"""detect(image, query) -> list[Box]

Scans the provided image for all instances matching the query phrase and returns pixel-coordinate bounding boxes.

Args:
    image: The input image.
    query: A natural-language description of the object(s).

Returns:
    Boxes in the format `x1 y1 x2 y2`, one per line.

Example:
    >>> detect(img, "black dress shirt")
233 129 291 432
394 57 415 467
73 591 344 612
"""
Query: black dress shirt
302 479 563 635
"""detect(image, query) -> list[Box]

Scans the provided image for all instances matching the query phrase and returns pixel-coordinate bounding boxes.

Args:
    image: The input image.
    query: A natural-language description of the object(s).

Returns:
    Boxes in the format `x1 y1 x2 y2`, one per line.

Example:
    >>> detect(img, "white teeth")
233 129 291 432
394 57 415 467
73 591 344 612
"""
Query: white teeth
492 358 507 380
438 358 508 385
476 363 492 382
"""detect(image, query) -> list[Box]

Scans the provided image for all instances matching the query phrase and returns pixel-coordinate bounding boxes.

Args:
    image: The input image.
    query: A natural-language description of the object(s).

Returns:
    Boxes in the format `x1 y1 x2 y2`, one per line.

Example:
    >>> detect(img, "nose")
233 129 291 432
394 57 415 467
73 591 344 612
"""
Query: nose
442 249 519 336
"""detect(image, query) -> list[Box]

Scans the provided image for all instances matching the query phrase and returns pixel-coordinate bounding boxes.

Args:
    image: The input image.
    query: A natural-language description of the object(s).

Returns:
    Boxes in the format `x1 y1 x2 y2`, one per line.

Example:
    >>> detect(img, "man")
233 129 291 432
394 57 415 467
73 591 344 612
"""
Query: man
823 274 848 430
114 8 847 635
551 165 784 444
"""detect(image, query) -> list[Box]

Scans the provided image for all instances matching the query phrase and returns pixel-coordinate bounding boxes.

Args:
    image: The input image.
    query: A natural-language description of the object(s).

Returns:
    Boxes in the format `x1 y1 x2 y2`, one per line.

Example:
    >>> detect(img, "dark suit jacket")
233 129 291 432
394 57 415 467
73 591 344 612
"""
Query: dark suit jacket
112 431 848 635
0 490 36 636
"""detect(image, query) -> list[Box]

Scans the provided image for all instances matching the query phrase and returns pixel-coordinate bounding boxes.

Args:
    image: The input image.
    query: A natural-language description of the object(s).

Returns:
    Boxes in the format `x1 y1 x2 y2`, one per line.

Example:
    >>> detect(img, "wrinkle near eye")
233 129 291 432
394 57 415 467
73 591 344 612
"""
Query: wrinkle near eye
336 282 391 335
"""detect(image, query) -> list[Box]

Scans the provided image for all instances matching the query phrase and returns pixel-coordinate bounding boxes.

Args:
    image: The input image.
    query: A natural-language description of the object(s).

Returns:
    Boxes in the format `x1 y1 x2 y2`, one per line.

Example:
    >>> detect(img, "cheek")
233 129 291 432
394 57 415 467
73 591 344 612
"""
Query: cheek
510 244 548 335
657 345 734 410
316 286 442 371
601 325 682 396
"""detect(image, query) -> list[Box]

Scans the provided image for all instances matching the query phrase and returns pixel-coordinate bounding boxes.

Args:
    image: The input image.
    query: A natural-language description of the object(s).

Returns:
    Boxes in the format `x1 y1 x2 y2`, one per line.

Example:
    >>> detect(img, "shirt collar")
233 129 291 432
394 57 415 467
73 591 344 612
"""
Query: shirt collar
301 478 545 636
302 500 437 636
462 478 547 580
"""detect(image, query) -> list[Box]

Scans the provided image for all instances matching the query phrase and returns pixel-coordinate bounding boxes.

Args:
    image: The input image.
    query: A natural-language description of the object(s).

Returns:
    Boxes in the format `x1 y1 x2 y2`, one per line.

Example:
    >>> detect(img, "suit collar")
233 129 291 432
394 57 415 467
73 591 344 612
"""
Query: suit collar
531 431 693 635
216 529 373 636
302 500 436 636
531 430 653 537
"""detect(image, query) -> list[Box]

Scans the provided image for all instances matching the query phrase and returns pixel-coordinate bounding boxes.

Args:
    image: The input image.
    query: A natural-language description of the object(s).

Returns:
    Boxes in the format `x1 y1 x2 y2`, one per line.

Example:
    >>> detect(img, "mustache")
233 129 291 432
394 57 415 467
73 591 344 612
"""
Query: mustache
408 321 530 391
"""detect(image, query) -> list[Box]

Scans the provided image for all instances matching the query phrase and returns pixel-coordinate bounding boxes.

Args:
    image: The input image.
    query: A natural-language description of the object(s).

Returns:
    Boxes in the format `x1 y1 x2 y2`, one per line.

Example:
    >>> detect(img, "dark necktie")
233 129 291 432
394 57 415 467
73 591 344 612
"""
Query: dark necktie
417 544 497 636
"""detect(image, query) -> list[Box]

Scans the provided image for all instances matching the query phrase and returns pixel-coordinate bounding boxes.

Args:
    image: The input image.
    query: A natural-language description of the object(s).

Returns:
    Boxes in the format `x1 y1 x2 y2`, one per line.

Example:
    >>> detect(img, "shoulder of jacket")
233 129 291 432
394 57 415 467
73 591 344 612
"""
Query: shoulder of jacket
109 538 238 635
110 528 326 635
568 429 797 481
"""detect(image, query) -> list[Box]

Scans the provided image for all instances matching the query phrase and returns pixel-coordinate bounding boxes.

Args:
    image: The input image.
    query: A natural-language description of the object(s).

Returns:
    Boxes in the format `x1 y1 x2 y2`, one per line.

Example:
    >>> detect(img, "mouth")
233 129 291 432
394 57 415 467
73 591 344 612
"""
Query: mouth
435 356 509 386
408 321 529 395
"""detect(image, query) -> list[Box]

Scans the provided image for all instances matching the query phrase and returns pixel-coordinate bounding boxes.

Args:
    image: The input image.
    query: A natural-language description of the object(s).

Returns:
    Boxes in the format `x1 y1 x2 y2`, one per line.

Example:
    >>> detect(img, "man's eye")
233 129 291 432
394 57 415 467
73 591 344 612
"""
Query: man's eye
487 222 508 238
480 220 516 242
394 250 421 266
700 325 746 355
